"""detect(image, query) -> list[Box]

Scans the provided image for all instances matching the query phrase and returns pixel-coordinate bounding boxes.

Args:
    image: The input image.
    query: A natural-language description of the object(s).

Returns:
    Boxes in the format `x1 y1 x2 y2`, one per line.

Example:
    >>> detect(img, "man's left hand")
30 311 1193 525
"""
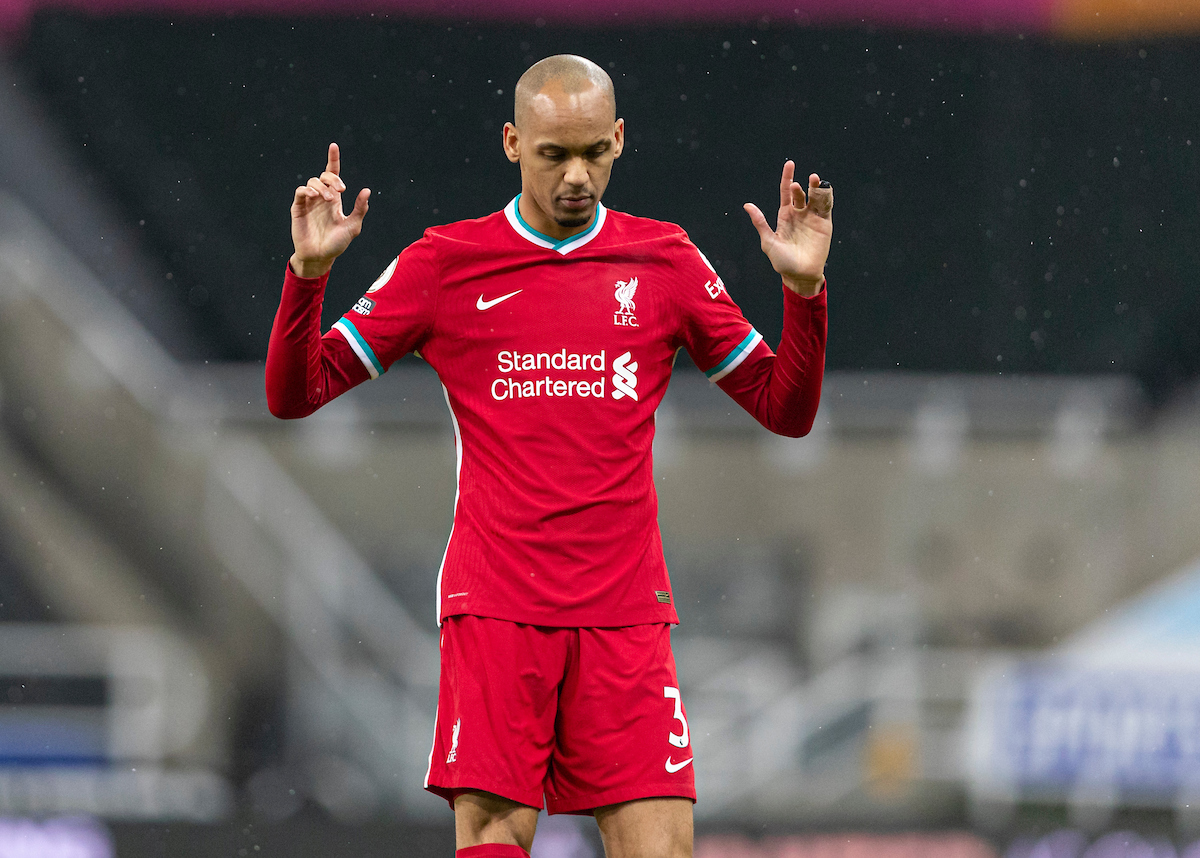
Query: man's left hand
744 161 833 297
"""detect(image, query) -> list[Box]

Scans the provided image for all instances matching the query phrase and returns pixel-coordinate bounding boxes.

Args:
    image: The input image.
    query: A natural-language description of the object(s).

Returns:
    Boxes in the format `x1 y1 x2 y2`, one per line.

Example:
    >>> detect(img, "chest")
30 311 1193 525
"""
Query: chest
430 255 681 361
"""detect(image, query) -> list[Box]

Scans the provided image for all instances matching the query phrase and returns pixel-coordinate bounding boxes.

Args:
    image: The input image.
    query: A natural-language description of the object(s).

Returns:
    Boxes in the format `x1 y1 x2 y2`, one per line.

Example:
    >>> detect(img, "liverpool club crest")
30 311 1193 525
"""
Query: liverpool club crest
614 277 639 327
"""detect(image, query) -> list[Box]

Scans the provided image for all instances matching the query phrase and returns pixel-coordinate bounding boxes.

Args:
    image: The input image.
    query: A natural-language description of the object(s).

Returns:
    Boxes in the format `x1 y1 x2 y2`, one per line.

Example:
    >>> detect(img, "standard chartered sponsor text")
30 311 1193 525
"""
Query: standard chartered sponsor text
498 349 606 373
492 349 607 401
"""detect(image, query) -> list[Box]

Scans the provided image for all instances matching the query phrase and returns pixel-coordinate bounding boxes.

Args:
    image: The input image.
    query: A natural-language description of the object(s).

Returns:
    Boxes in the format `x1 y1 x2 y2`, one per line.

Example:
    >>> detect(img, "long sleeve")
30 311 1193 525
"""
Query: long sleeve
264 266 370 419
715 283 827 438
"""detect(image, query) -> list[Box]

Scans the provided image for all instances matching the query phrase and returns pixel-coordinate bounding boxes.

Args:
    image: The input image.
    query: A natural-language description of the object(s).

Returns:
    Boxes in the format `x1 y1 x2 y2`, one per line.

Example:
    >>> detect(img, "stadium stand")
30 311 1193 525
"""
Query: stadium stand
5 9 1200 857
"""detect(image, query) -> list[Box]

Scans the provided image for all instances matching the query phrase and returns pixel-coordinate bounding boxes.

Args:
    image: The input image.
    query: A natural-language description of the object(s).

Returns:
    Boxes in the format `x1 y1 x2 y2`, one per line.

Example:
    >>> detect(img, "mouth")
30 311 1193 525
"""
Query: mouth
557 195 593 212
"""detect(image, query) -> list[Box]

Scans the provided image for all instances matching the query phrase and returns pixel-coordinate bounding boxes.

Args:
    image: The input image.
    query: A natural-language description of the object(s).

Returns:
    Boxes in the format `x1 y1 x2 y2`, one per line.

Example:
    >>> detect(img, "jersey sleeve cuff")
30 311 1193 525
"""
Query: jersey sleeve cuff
284 262 330 290
783 277 827 302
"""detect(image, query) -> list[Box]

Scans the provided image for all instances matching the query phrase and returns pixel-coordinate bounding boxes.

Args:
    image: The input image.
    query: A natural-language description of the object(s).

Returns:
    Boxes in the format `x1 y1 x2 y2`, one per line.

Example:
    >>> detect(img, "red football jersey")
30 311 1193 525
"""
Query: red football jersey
267 196 827 628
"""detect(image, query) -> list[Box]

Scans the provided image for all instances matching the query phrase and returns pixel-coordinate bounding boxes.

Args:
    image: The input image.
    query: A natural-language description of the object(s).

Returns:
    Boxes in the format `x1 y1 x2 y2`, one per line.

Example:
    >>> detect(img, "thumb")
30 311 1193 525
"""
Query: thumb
743 203 773 241
348 188 371 231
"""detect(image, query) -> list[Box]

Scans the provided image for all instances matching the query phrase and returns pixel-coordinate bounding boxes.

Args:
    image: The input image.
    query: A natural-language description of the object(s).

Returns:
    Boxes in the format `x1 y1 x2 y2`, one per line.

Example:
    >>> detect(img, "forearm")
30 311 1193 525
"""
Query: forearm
718 282 827 437
265 265 367 418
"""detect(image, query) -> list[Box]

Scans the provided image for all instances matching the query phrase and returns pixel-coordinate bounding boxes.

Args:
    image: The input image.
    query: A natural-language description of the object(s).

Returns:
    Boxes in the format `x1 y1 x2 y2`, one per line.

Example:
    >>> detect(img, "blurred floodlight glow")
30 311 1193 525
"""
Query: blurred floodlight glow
0 817 113 858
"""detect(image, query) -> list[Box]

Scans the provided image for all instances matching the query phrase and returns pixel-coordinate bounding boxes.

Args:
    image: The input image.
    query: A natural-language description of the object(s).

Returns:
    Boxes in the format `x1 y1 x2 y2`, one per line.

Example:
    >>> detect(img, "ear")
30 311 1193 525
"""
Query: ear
612 118 625 160
502 122 521 164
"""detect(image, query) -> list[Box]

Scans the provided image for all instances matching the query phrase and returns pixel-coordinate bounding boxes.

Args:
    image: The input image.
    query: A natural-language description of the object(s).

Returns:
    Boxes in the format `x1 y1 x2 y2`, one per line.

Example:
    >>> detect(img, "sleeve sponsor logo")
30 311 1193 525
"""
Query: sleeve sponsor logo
352 296 376 316
696 247 727 299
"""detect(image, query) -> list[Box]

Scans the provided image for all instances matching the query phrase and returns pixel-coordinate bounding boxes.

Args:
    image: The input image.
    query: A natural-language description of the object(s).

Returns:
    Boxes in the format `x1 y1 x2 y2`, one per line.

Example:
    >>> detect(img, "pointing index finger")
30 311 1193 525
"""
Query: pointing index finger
779 160 798 210
326 142 341 177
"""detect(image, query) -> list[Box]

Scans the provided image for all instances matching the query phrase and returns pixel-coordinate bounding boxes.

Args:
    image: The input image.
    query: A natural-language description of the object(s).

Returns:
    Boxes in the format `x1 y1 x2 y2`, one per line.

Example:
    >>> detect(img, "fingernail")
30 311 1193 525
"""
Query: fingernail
819 181 831 188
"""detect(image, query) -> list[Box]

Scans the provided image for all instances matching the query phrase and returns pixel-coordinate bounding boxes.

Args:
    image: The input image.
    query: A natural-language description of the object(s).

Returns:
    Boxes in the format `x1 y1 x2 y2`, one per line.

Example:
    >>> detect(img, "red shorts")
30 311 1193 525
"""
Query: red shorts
424 615 696 815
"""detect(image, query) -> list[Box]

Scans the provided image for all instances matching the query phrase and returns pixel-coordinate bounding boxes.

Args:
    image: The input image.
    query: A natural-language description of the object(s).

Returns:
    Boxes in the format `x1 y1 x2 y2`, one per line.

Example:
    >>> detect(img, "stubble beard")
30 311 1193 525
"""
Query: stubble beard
552 190 597 230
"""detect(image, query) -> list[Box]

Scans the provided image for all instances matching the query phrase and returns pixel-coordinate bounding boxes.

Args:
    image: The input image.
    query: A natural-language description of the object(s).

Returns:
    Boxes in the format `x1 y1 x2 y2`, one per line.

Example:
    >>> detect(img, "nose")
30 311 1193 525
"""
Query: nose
564 156 589 187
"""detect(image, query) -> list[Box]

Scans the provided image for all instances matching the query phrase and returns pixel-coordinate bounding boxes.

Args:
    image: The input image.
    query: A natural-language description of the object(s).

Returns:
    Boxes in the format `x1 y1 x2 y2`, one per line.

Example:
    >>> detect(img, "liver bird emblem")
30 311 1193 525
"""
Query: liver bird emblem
615 277 638 314
447 717 461 763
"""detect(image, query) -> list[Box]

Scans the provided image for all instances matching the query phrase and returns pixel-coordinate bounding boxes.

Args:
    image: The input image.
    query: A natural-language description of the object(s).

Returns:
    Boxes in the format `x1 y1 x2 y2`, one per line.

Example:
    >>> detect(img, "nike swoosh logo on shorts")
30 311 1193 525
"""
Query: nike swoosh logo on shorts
476 289 523 310
665 756 693 773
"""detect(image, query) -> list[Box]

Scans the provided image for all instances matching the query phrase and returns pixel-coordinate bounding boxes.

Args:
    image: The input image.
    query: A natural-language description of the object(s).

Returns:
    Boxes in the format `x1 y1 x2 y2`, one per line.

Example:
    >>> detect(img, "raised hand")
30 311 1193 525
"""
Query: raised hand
743 161 833 297
289 143 371 279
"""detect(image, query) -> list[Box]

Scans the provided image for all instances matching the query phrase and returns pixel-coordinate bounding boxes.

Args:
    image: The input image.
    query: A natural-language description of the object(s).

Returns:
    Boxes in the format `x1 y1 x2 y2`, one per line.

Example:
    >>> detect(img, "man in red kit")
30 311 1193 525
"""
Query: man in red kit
267 54 833 858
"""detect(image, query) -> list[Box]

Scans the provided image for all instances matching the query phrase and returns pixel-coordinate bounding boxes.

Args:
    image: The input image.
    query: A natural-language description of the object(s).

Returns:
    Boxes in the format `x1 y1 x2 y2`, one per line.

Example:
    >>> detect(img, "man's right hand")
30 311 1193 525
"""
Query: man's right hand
289 142 371 279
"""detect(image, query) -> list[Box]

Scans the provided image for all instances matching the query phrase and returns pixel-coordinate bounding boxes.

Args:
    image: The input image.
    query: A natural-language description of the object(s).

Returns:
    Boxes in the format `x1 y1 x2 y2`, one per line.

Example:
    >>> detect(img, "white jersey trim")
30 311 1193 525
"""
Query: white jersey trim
423 705 439 789
332 318 384 380
504 195 607 256
435 383 464 627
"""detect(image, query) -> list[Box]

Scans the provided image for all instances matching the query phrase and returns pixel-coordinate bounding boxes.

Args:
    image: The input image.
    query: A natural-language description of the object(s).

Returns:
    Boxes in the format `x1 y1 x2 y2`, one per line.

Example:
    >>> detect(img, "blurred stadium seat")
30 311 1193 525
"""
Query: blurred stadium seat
3 2 1200 855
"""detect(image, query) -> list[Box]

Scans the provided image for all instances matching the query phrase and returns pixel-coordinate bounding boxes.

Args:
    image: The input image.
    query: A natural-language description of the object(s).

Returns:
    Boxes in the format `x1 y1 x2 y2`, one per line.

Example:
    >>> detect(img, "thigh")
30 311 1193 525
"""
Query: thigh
425 616 570 810
545 624 697 815
454 789 540 853
595 797 694 858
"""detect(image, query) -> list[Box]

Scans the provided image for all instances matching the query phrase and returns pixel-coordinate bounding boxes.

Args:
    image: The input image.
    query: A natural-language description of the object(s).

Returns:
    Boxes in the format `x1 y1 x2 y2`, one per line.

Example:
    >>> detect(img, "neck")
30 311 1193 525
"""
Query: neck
517 193 595 241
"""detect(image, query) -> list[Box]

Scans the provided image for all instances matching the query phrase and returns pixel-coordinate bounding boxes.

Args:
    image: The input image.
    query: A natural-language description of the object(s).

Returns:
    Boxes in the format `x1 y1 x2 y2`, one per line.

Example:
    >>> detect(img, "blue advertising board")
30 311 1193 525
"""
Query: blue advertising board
972 662 1200 798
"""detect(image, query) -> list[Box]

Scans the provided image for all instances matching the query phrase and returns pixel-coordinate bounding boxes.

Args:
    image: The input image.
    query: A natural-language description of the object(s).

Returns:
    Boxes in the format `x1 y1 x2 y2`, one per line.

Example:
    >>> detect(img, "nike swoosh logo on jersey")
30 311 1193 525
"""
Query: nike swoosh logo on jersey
476 289 523 310
665 756 693 773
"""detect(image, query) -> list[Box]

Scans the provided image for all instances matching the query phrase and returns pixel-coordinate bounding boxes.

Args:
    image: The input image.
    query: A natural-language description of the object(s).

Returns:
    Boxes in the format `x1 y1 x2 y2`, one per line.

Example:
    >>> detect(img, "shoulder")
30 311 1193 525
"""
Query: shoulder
393 210 511 274
421 209 510 246
602 209 714 277
602 208 690 246
599 210 707 273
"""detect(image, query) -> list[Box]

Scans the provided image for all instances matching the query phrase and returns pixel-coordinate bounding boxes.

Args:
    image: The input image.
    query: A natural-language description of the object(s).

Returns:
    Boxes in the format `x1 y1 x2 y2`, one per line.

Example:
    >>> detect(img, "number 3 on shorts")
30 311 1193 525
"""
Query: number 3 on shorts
663 686 690 748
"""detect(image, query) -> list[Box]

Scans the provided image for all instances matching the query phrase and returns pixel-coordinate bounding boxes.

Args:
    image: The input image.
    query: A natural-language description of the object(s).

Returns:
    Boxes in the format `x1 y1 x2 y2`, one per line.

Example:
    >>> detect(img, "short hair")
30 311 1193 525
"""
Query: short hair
514 54 616 128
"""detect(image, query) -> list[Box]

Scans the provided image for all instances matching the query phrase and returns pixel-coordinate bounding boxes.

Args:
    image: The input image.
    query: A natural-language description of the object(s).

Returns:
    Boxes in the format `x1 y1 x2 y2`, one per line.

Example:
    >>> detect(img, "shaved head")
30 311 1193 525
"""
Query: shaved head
514 54 615 129
503 54 623 240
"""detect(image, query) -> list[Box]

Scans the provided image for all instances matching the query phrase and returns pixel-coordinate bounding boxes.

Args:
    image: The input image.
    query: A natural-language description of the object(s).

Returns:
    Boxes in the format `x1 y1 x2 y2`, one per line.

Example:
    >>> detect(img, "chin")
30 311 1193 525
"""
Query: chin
554 213 592 228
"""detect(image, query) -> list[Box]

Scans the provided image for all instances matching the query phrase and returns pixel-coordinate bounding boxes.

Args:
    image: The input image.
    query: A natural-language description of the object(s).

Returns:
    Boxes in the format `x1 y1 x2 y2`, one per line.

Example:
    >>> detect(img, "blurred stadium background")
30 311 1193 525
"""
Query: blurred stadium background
2 0 1200 855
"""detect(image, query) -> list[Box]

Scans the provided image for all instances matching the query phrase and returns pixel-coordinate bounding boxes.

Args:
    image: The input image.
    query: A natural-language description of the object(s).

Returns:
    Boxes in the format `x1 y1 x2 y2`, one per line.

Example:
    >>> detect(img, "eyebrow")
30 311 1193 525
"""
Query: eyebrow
537 139 611 153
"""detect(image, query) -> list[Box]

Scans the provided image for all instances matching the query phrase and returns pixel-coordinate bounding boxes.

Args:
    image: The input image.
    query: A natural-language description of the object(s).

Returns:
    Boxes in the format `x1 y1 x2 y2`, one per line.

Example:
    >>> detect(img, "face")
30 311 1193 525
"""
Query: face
503 82 624 240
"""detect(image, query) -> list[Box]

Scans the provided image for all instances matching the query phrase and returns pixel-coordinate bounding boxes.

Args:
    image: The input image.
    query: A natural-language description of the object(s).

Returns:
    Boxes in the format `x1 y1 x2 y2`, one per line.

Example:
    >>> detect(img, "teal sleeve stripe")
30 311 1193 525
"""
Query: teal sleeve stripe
333 318 385 379
705 328 763 381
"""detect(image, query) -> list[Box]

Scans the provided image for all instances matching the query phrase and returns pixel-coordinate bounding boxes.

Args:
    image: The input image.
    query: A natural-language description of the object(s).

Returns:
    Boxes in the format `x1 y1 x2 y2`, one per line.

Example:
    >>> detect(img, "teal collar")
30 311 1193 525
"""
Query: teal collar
504 195 607 255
